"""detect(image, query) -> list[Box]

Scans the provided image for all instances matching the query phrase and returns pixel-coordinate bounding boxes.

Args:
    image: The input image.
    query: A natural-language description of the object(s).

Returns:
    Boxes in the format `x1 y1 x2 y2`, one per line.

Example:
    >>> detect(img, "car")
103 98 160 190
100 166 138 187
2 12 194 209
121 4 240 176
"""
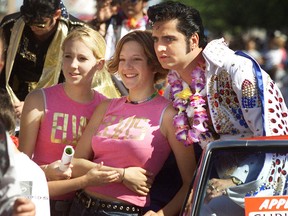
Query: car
180 135 288 216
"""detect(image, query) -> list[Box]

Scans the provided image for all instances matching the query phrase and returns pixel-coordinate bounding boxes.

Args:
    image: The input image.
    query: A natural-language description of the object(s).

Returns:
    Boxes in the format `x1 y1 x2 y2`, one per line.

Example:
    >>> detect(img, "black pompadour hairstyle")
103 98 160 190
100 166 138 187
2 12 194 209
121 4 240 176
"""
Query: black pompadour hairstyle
20 0 61 21
148 1 207 48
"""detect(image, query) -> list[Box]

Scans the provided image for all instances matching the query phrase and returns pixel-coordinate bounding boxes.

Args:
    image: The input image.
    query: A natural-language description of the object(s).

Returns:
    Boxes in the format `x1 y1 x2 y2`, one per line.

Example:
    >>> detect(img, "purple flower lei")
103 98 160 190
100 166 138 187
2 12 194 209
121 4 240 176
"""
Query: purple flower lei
168 65 212 147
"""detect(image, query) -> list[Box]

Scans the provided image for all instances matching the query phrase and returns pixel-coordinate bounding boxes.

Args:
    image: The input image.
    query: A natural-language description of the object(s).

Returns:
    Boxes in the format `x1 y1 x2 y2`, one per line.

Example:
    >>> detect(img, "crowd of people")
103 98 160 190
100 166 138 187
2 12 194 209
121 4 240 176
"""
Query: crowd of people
1 0 288 216
232 31 288 106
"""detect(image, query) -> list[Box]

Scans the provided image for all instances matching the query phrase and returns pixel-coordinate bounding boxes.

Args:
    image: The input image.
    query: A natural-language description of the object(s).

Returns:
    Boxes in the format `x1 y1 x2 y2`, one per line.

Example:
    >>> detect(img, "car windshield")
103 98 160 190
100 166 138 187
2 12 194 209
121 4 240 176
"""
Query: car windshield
181 139 288 216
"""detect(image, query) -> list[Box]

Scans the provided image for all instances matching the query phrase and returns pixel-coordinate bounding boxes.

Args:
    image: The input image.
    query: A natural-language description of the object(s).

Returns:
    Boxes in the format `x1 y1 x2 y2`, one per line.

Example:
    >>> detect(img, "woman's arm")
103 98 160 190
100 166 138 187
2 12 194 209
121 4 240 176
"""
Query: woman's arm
18 90 70 180
48 163 120 197
72 100 153 195
47 100 111 197
146 105 196 216
18 90 44 158
73 100 110 160
72 157 153 196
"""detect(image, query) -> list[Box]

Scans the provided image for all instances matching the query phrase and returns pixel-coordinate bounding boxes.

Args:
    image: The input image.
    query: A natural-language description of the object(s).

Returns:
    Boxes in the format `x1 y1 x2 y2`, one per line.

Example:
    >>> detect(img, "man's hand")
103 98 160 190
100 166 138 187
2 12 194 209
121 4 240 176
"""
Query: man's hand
96 0 118 22
205 178 235 202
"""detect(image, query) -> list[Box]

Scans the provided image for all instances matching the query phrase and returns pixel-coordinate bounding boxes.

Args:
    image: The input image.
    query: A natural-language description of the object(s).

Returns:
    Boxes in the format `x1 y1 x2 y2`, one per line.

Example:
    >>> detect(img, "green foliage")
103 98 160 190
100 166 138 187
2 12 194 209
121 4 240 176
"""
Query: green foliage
164 0 288 36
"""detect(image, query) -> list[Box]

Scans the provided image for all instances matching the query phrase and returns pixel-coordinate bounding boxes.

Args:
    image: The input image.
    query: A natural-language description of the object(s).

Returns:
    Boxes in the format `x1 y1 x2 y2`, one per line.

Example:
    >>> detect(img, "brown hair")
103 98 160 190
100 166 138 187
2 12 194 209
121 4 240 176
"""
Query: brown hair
0 89 17 134
108 30 168 83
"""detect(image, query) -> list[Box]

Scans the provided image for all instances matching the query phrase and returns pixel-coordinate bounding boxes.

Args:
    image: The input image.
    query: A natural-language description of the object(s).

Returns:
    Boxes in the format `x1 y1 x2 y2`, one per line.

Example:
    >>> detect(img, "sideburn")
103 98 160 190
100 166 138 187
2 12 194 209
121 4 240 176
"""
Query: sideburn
185 38 191 54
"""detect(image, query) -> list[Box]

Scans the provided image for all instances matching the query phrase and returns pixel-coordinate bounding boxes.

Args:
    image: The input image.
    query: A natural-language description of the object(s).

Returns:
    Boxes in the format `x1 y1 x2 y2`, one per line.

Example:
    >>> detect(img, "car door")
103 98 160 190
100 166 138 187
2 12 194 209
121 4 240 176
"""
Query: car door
180 136 288 216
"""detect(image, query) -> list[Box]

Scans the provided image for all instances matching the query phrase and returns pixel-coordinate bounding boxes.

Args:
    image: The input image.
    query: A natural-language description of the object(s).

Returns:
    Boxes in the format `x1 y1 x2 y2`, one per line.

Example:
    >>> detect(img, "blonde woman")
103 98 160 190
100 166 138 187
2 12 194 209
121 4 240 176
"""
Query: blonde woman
19 26 120 215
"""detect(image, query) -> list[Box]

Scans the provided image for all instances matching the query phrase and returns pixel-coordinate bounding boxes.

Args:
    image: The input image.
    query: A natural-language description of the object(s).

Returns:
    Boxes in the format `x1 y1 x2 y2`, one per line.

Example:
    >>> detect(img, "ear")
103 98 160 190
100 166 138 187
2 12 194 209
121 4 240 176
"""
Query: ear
96 59 105 70
190 33 200 51
54 9 62 19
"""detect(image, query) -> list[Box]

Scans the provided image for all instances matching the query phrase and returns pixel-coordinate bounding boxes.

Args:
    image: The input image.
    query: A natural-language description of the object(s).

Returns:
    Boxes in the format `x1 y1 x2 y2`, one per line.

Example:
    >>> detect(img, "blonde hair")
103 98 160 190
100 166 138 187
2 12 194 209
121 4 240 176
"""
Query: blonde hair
62 26 120 98
108 30 168 83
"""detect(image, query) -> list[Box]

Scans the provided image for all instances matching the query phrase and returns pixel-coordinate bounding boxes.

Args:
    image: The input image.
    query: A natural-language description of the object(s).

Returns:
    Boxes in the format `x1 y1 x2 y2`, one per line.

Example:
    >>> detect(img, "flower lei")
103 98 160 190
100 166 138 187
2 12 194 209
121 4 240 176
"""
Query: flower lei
168 64 213 147
124 15 148 29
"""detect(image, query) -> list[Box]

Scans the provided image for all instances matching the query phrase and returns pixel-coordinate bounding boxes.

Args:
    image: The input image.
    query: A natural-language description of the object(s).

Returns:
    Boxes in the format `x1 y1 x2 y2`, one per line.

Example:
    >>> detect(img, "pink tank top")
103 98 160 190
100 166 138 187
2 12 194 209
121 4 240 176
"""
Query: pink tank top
32 84 105 200
87 95 171 207
33 84 105 165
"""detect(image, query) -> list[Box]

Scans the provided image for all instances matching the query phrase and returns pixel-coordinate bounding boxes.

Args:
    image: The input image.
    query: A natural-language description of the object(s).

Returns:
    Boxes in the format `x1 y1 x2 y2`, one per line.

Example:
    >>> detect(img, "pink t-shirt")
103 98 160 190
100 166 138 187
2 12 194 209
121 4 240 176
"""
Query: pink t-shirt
32 84 105 200
87 95 171 207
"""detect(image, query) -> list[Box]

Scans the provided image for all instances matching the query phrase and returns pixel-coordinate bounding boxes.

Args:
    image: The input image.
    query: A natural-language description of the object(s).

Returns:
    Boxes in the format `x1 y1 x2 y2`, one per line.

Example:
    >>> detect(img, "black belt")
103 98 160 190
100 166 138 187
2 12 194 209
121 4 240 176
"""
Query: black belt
75 190 142 214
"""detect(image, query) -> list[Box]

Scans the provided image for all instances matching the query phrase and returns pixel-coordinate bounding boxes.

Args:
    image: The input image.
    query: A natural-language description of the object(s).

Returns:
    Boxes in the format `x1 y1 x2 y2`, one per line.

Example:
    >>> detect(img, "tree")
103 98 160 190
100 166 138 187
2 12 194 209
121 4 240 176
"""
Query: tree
171 0 288 36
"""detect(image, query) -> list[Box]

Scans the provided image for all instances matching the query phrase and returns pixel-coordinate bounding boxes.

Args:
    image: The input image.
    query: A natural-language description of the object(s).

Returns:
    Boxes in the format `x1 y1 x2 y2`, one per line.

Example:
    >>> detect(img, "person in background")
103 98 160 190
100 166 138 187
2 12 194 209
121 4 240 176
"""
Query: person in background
0 89 50 216
89 0 120 37
0 0 87 120
92 2 183 211
90 0 151 97
18 26 120 216
148 1 288 215
105 0 150 60
263 31 287 87
244 36 264 66
68 30 196 216
0 121 36 216
0 28 37 216
91 0 149 60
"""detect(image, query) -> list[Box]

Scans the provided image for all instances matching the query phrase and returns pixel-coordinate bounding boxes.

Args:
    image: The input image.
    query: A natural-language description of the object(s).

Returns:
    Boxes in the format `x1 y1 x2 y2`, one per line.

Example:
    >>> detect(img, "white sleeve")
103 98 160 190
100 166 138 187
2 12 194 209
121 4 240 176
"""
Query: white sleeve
231 165 249 183
0 133 21 216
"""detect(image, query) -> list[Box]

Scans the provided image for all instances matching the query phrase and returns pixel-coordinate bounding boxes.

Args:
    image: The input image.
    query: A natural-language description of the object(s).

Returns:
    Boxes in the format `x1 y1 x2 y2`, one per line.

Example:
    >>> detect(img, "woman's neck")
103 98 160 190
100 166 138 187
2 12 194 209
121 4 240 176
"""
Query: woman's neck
127 88 157 104
63 83 94 103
